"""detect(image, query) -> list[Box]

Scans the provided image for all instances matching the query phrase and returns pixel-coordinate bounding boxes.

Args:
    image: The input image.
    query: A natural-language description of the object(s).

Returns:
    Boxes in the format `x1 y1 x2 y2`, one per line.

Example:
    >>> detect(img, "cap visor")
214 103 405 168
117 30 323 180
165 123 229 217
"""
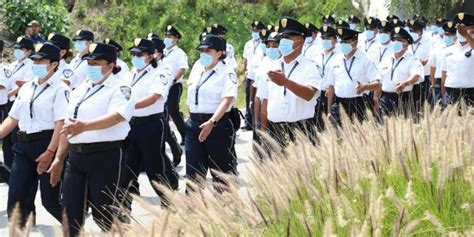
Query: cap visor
29 53 47 60
82 53 100 60
196 44 211 50
129 47 144 53
12 44 22 49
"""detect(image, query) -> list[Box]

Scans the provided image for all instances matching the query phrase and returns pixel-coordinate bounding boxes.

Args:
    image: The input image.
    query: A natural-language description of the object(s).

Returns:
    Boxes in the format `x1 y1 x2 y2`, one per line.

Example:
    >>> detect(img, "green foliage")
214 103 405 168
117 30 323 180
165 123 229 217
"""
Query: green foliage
389 0 460 20
0 0 69 39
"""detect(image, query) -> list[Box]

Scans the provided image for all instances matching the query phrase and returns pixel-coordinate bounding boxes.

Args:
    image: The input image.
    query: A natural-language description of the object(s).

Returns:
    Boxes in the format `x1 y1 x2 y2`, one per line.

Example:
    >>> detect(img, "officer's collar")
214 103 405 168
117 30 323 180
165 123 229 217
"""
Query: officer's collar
86 74 121 88
133 63 152 75
33 73 58 87
16 57 32 65
280 53 305 65
391 51 407 61
165 45 178 52
201 61 225 74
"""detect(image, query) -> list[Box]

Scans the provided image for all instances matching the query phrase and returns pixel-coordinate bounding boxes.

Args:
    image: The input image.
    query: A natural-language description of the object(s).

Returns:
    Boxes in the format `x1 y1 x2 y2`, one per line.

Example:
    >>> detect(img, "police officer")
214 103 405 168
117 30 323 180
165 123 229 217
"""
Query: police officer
185 34 237 191
348 15 361 31
377 21 394 64
378 27 423 116
441 13 474 107
104 38 130 79
322 15 336 27
303 23 320 61
314 25 341 131
148 35 183 166
0 39 12 183
25 20 46 44
48 43 134 236
0 42 67 227
257 17 321 148
46 33 77 84
70 30 94 89
362 17 381 62
213 24 238 70
326 27 381 124
163 25 188 146
243 20 266 131
429 21 457 106
122 38 178 207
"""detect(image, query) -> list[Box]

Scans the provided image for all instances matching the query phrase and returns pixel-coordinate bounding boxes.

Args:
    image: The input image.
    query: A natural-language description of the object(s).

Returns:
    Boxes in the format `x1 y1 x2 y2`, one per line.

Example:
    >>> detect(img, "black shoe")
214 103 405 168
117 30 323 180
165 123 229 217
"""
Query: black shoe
0 163 10 184
173 145 183 167
180 140 185 146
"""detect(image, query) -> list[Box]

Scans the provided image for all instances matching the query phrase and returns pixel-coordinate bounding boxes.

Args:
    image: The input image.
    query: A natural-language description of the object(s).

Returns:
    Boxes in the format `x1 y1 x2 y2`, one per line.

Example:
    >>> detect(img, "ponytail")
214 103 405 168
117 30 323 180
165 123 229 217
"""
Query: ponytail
151 57 158 68
112 65 122 75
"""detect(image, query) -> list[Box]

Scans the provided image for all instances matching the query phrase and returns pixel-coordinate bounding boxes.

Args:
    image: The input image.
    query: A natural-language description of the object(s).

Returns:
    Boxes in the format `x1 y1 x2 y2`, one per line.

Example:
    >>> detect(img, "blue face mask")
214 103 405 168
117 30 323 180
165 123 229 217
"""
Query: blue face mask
132 56 147 69
74 41 87 52
87 65 104 83
252 32 260 40
365 30 375 40
437 28 445 36
339 43 353 55
31 64 49 79
278 38 295 56
305 36 314 44
14 49 25 60
199 53 213 67
349 24 357 30
322 39 333 50
410 32 420 42
259 43 267 52
392 41 404 53
457 31 466 42
265 47 281 60
164 38 173 48
379 33 391 43
443 36 454 46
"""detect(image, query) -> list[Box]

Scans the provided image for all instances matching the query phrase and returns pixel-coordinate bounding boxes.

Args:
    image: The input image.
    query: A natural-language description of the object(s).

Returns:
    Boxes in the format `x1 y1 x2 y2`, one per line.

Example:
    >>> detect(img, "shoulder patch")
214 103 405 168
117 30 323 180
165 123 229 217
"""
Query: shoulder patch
160 74 168 85
64 90 70 103
3 68 12 78
63 69 73 79
228 73 237 84
120 86 132 100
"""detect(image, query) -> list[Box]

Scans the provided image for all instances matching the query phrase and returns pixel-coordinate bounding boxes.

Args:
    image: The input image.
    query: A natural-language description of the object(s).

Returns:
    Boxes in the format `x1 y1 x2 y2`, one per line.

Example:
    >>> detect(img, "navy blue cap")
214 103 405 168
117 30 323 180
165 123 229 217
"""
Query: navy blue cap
320 25 337 37
13 37 34 50
348 15 361 24
391 18 405 28
378 20 394 33
251 20 266 30
203 26 219 35
148 37 165 52
129 38 155 54
82 43 117 62
435 18 448 27
278 17 311 37
391 27 414 44
336 19 350 28
364 17 380 29
259 28 271 41
47 33 71 50
72 30 94 41
264 32 281 43
104 38 123 52
322 15 336 24
30 42 61 62
305 23 319 33
337 27 360 40
453 12 474 26
164 25 182 39
196 34 226 51
386 15 400 22
407 19 424 30
266 24 276 32
213 24 227 35
442 21 457 34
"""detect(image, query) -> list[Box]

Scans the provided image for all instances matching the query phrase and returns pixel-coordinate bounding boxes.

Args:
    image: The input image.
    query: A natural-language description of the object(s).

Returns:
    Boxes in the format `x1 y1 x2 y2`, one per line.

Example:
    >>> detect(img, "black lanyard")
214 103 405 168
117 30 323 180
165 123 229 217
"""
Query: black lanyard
253 41 260 54
131 70 148 87
321 52 334 77
73 59 84 70
29 83 51 118
390 57 405 81
379 47 388 62
411 43 421 55
195 70 216 105
343 57 356 81
13 62 25 74
281 61 299 96
303 43 313 56
365 40 374 52
73 85 105 119
165 48 174 57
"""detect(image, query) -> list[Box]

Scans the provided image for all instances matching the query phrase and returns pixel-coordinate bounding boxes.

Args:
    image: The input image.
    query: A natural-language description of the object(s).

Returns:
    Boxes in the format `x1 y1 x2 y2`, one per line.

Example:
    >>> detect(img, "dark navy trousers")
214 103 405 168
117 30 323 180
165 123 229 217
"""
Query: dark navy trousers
244 78 254 127
166 83 186 142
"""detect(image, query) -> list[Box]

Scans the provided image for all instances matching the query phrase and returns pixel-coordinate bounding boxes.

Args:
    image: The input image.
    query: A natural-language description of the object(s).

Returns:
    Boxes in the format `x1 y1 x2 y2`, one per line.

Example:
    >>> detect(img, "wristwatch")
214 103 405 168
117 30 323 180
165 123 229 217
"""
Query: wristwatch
210 119 218 127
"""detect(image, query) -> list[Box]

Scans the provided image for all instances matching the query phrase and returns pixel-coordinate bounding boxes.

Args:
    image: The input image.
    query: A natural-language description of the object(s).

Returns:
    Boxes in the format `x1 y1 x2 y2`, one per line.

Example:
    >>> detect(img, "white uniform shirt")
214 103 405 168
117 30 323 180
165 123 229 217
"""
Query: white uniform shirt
441 42 474 88
327 49 381 98
314 49 343 91
243 39 263 80
225 42 238 69
116 58 130 79
187 61 238 114
376 43 393 64
57 59 76 85
164 45 189 84
69 55 88 89
253 56 275 91
256 54 321 123
302 41 321 62
361 39 381 63
428 43 449 79
7 58 33 101
9 74 69 133
122 63 172 117
379 52 423 93
0 64 12 105
66 75 134 144
410 37 431 77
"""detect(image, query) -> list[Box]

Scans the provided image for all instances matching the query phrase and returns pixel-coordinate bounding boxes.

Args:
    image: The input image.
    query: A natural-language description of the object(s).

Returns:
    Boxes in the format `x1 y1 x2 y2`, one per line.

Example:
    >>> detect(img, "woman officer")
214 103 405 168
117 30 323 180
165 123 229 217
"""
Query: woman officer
185 34 238 191
48 43 134 236
0 42 68 227
122 38 178 209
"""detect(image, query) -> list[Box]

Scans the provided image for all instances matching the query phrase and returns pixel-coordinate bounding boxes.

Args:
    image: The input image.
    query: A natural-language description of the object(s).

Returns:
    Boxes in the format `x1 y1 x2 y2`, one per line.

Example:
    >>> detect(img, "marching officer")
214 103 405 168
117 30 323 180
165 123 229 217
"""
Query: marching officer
163 25 188 145
326 27 381 124
46 33 77 84
348 15 361 31
362 17 381 62
441 13 474 107
122 38 178 208
104 38 130 78
377 21 394 64
243 20 266 130
0 42 67 227
257 17 321 148
48 43 134 236
0 39 10 183
302 22 320 61
185 34 238 191
378 27 423 116
69 30 94 89
322 15 336 27
213 24 238 70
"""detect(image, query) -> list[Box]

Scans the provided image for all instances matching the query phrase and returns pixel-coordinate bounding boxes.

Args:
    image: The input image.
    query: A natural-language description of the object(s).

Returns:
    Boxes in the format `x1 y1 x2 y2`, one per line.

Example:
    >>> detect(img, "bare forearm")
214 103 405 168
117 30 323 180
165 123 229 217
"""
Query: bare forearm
54 134 70 162
327 86 335 113
174 68 186 82
83 112 125 131
364 81 381 91
404 75 420 86
8 87 20 98
0 117 19 139
285 80 316 101
47 121 64 152
210 97 233 122
260 99 268 129
135 94 161 109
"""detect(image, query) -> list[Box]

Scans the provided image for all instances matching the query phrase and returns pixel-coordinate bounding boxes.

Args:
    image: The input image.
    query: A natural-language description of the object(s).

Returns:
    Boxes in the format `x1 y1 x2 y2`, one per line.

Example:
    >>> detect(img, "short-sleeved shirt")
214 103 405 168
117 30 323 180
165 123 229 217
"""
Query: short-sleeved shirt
57 59 76 85
428 43 448 79
9 74 69 133
441 42 474 88
122 63 172 117
0 64 11 105
7 58 34 101
376 43 393 64
302 42 322 62
361 39 381 63
327 49 381 98
243 39 264 80
66 75 135 144
116 58 130 79
379 52 423 93
69 55 88 89
225 42 238 69
253 56 275 91
410 37 431 77
187 61 238 114
313 50 344 91
164 45 189 84
256 54 321 123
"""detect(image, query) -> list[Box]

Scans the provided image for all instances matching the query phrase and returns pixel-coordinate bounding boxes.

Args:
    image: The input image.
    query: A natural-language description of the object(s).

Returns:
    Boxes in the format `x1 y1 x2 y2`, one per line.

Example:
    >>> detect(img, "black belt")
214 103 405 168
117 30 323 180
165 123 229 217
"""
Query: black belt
190 112 229 122
130 113 164 126
336 96 365 104
16 130 54 142
382 91 410 98
70 141 123 154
